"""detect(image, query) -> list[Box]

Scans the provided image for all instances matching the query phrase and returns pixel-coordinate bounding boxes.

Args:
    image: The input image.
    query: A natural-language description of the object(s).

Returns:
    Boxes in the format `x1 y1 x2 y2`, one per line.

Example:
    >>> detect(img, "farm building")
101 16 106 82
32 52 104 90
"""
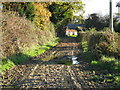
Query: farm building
66 24 85 36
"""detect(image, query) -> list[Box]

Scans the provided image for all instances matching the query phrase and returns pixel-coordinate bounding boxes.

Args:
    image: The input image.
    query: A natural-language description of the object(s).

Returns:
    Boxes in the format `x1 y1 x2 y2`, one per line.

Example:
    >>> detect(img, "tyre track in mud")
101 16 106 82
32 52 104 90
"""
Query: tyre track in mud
2 37 116 89
2 38 82 89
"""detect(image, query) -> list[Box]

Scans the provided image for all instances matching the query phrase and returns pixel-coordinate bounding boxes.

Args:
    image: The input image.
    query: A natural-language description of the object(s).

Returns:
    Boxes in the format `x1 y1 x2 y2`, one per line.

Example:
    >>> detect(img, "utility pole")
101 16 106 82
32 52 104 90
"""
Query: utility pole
109 0 114 32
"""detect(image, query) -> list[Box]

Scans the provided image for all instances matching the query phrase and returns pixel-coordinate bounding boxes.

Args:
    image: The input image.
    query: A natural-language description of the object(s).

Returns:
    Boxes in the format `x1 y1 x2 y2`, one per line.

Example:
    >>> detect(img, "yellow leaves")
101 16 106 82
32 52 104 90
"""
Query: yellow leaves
33 2 52 29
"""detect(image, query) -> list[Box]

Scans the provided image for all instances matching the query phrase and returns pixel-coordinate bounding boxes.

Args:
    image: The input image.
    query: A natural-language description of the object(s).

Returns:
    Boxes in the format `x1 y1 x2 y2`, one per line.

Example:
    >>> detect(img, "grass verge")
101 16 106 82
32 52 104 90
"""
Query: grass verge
91 56 120 71
1 38 59 72
67 35 78 38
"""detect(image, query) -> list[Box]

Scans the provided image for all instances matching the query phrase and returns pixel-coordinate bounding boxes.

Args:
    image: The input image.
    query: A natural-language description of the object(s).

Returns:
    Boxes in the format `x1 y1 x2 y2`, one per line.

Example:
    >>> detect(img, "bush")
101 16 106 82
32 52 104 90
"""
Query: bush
91 56 120 71
2 11 56 56
1 11 57 72
3 2 35 21
78 30 120 59
2 11 38 57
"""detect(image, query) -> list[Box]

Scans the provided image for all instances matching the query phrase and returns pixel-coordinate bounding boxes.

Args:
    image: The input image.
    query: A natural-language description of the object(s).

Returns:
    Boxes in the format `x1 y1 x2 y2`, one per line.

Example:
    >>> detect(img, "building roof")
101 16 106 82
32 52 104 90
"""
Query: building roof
116 1 120 7
67 24 85 29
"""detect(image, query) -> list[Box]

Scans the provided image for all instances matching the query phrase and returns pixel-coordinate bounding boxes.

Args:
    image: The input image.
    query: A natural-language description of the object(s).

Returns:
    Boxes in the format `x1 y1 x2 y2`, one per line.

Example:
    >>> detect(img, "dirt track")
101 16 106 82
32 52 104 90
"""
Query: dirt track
2 37 118 89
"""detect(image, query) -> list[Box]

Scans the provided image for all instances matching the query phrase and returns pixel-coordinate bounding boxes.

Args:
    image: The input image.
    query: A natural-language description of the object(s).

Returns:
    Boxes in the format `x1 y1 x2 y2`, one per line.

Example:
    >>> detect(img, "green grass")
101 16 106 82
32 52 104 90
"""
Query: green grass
1 58 15 72
81 41 120 72
91 56 120 71
1 38 59 72
24 38 59 57
81 41 88 53
81 41 98 61
67 35 78 37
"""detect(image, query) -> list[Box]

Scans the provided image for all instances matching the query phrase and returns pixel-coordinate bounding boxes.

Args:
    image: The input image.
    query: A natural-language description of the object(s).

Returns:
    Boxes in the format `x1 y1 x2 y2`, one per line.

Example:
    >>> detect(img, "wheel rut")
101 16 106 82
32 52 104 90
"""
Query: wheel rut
3 38 116 89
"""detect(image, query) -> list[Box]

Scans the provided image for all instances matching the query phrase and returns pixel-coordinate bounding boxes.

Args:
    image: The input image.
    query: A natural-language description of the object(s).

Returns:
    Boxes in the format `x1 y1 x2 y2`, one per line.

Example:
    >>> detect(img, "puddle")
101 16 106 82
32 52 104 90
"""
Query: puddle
35 53 79 65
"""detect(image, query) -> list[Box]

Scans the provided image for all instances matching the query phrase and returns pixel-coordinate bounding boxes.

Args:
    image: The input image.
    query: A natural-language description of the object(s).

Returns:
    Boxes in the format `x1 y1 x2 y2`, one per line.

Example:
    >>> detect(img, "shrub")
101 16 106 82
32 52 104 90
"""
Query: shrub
78 30 120 59
2 11 38 57
3 2 35 21
1 11 57 71
91 56 120 71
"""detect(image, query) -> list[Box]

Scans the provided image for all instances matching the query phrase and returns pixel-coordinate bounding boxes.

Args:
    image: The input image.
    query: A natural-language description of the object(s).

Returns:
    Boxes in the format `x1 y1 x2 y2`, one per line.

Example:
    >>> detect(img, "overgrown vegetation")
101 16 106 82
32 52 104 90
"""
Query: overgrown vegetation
78 30 120 87
85 13 120 33
1 39 59 72
90 73 120 88
79 30 120 71
1 2 58 72
1 1 85 71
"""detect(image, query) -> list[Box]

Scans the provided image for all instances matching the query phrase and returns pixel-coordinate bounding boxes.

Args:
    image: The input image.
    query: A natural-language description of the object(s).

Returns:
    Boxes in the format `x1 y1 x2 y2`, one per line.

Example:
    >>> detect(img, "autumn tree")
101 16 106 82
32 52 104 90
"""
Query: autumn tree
33 3 52 30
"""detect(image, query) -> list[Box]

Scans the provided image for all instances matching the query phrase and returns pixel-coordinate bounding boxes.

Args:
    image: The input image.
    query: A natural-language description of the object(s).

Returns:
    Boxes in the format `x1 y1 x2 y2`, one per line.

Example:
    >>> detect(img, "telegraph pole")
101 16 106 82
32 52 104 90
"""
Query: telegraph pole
109 0 114 32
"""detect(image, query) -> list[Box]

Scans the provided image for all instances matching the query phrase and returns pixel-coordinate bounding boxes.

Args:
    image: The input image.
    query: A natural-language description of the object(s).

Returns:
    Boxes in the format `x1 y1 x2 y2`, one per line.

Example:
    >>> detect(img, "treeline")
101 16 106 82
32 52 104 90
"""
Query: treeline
3 2 84 36
84 13 120 33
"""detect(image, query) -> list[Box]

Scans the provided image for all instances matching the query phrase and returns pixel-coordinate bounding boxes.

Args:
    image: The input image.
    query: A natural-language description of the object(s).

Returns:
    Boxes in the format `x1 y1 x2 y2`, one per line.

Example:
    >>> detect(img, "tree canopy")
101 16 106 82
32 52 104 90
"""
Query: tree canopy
48 1 85 36
85 13 120 32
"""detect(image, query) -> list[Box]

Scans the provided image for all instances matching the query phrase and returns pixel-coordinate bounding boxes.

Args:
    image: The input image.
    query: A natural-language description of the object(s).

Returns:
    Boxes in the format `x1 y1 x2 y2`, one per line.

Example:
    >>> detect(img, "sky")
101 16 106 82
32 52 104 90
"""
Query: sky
82 0 120 17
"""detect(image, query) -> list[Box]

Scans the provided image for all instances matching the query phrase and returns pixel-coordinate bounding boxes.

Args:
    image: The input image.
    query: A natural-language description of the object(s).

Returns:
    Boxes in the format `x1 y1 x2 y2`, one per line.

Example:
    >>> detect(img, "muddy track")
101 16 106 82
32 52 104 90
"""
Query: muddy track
2 38 81 88
2 37 118 89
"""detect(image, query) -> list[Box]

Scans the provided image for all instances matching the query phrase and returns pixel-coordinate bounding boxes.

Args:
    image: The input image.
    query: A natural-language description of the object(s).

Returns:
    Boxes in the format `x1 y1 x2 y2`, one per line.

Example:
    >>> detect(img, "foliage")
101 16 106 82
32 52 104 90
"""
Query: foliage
48 1 84 36
91 73 120 88
2 38 59 72
2 11 38 56
91 60 98 65
95 31 119 57
91 75 103 82
91 56 120 71
81 41 98 61
81 41 88 52
1 58 15 71
72 16 84 24
85 13 103 30
114 22 120 33
33 3 52 30
78 31 120 58
85 13 120 32
102 27 111 31
90 28 97 31
1 11 57 71
2 2 56 31
79 31 120 71
3 2 35 21
24 38 59 57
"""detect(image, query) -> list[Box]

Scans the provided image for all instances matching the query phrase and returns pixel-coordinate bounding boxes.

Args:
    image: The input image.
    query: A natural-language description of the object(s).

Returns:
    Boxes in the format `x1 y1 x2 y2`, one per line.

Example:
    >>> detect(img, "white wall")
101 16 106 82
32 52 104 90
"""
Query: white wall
74 32 78 35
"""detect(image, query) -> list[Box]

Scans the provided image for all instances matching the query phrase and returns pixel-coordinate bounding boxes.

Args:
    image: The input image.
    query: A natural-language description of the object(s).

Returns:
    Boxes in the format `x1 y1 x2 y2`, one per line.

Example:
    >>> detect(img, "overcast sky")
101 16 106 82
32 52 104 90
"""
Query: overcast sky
82 0 120 17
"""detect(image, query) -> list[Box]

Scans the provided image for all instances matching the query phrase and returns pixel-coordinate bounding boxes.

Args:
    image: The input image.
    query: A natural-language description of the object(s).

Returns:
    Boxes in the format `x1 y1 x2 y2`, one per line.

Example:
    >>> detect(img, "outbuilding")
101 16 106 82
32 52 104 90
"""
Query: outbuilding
66 24 85 36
